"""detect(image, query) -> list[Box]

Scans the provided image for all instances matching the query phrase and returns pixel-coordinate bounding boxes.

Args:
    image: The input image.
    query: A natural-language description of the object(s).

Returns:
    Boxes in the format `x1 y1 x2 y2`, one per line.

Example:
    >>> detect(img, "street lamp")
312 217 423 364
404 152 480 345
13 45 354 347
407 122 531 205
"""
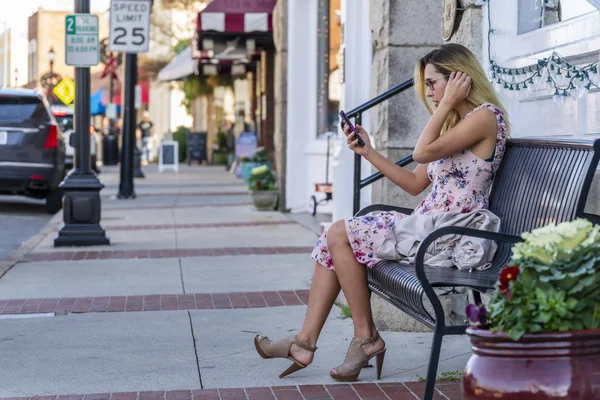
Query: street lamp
48 46 56 102
13 67 18 87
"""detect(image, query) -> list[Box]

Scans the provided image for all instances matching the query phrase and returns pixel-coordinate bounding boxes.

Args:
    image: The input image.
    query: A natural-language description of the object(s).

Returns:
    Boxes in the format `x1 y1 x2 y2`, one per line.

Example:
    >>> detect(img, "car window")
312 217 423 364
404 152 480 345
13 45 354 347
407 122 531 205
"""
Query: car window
55 115 74 132
0 96 50 124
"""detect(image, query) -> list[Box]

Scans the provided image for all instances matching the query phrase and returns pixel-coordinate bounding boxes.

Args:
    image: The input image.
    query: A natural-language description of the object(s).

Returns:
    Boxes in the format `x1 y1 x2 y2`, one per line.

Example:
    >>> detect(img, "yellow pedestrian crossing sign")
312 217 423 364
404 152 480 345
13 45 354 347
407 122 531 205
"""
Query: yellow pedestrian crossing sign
53 78 75 105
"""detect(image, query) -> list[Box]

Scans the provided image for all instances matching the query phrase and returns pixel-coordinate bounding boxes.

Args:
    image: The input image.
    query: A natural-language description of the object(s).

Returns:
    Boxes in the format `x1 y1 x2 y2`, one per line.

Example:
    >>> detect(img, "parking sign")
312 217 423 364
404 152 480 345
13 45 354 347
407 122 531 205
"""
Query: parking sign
109 0 151 53
65 14 100 66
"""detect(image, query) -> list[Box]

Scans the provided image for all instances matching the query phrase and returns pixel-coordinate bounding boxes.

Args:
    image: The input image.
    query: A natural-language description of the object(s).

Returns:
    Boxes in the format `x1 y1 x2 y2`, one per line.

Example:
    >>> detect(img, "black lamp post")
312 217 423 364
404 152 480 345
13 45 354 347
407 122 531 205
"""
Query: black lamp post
54 0 109 247
48 46 56 104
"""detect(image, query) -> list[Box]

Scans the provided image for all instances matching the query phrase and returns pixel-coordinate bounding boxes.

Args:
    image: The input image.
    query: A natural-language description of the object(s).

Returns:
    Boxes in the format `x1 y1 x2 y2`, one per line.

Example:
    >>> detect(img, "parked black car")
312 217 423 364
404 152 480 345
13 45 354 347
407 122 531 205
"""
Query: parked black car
0 89 66 213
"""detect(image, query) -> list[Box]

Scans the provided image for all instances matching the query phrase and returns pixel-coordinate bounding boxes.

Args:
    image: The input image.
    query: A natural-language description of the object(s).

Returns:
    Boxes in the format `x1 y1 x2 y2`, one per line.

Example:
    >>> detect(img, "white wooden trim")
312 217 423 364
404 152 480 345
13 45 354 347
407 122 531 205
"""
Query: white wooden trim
486 1 600 139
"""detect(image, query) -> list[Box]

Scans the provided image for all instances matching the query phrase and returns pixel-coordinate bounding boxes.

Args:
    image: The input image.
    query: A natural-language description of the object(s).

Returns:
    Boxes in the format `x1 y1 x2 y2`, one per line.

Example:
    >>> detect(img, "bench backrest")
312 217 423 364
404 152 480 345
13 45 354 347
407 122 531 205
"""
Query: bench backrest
489 139 600 235
463 139 600 283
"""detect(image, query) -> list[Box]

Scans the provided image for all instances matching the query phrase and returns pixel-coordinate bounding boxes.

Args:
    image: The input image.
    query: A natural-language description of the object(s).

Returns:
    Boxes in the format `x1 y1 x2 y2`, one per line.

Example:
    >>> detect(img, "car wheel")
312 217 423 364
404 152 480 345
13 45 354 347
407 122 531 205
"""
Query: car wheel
45 190 64 214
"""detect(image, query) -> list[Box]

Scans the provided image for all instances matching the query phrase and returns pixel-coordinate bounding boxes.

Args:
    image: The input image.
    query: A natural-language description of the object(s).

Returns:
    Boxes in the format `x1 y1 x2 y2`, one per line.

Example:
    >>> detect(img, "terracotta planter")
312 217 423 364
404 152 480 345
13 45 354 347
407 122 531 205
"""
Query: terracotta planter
462 327 600 399
250 190 278 210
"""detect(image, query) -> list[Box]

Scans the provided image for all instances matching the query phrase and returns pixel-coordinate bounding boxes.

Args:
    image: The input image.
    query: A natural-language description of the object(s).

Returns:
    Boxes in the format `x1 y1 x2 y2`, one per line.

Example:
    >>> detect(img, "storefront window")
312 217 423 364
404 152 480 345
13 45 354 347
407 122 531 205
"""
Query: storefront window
316 0 342 137
518 0 597 35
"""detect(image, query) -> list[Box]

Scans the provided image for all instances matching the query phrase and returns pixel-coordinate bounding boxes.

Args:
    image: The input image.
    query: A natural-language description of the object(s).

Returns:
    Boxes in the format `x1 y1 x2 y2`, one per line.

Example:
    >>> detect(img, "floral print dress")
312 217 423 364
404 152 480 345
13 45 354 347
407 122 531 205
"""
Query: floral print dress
311 103 508 270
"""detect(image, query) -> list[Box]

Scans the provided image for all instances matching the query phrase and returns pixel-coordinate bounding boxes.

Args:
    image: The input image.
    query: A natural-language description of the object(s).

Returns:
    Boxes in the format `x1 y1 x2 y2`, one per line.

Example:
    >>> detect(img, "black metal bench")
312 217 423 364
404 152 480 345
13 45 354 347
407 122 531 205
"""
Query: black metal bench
355 138 600 400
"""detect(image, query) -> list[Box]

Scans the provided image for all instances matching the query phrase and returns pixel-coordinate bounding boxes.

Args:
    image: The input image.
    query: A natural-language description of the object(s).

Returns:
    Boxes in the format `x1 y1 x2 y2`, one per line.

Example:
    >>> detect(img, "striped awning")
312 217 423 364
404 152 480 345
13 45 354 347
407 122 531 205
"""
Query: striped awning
157 46 196 82
196 0 276 33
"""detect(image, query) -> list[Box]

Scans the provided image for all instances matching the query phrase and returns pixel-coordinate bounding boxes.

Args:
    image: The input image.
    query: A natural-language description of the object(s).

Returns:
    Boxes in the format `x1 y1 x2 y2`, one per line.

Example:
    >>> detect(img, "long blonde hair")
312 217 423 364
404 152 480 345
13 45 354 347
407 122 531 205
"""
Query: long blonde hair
414 43 510 135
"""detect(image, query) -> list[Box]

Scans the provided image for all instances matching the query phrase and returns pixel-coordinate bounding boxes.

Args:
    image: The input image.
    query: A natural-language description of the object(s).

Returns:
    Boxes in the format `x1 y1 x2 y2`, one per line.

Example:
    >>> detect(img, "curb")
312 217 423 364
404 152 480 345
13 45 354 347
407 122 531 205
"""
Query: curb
0 212 63 279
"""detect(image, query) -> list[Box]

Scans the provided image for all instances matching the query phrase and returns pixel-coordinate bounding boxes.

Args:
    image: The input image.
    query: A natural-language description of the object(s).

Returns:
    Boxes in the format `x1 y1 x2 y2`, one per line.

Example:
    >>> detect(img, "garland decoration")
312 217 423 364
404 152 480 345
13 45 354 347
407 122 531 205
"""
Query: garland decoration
482 0 599 106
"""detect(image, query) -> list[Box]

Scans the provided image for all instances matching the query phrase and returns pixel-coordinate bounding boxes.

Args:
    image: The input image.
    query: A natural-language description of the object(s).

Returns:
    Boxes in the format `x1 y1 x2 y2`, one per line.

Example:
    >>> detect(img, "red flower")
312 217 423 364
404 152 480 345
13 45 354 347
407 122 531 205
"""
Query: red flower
499 266 520 292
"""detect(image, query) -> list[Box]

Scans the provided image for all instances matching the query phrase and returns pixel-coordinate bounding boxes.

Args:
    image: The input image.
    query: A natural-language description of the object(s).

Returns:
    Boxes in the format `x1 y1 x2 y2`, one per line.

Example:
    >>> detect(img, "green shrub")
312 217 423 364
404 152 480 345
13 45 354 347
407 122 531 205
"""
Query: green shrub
172 125 189 163
248 165 276 191
251 147 269 162
468 219 600 341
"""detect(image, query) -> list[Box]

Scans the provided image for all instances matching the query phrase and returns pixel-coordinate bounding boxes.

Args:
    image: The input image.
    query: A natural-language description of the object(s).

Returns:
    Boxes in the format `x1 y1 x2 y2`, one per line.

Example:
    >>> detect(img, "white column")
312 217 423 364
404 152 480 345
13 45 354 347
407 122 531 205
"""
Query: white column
286 0 318 212
332 0 373 221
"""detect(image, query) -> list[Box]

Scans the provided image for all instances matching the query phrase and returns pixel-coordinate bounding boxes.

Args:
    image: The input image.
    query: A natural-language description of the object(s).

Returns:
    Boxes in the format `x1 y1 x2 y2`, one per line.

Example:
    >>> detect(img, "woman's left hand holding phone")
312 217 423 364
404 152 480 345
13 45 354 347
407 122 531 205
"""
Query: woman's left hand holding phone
344 124 373 158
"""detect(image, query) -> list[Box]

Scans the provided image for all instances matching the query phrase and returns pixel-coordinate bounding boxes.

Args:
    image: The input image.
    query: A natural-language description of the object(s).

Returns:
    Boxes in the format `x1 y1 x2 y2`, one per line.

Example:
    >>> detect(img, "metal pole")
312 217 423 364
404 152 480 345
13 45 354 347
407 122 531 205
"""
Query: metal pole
74 58 90 173
109 64 115 132
352 113 362 215
118 53 137 198
49 60 54 105
316 0 330 135
54 0 109 247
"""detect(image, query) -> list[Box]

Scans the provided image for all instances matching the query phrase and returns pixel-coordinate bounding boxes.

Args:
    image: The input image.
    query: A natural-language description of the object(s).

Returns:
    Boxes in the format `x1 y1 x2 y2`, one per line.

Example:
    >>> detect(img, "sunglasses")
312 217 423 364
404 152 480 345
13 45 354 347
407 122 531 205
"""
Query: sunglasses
424 74 450 91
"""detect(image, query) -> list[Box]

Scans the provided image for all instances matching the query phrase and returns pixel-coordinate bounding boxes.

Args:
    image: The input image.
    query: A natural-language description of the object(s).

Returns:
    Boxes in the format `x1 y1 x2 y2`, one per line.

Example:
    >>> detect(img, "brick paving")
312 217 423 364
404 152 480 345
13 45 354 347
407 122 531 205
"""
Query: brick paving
110 192 250 197
104 203 253 211
22 247 314 262
92 221 297 232
0 382 462 400
0 290 311 314
104 190 250 197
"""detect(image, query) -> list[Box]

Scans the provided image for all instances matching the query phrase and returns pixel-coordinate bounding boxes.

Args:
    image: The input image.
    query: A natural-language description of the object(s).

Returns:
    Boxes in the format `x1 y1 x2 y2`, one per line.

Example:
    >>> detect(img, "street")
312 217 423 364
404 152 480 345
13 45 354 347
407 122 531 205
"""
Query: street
0 196 53 262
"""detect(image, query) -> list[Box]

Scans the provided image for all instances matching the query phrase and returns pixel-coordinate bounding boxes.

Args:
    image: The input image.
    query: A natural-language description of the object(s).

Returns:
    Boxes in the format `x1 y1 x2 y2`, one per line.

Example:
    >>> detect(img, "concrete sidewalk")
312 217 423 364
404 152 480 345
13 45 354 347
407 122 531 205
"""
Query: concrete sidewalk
0 165 467 400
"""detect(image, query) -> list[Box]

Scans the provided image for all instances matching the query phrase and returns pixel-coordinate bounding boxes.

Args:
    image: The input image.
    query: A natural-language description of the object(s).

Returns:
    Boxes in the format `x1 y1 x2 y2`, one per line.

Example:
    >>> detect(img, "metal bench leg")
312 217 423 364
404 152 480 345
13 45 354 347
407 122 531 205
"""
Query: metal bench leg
423 324 444 400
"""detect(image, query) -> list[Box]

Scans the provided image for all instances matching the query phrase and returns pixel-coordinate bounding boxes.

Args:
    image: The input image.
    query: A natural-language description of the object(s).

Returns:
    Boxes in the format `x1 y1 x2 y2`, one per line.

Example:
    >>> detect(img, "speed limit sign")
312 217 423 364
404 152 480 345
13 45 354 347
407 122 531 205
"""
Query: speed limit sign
109 0 151 53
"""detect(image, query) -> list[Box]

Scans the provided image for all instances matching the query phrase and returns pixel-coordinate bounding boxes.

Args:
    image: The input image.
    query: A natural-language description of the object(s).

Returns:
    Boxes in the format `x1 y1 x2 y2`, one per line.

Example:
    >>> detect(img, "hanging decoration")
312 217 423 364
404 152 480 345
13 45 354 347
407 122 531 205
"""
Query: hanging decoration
482 0 600 107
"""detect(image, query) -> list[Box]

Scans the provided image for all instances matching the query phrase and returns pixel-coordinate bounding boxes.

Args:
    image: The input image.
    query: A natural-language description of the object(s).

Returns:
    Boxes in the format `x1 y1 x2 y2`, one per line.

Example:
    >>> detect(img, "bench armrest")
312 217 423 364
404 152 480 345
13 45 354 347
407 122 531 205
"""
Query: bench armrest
414 226 523 326
355 204 414 217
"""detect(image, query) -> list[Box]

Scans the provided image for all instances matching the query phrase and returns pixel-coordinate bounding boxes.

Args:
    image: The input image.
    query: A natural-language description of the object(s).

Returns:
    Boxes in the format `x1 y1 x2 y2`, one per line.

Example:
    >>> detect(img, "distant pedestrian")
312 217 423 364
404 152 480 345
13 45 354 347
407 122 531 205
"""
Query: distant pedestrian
137 111 155 164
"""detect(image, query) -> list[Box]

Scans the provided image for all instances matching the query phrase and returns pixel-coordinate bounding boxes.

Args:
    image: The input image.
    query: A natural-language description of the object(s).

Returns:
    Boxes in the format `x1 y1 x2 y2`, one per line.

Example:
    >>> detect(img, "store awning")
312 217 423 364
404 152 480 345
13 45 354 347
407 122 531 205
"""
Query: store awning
158 46 197 82
89 80 149 115
106 80 150 105
196 0 276 33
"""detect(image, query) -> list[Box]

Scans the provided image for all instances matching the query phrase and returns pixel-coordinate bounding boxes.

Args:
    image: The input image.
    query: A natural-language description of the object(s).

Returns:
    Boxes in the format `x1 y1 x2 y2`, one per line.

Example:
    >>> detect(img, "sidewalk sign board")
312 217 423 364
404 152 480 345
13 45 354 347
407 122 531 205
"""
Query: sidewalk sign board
106 103 117 119
65 14 100 67
159 141 179 172
187 132 207 165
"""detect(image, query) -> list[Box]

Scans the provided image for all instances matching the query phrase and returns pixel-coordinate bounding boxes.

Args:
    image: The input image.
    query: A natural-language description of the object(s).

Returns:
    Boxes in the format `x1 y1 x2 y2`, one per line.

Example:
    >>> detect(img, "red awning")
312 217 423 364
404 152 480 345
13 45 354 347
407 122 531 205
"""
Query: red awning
102 79 150 106
196 0 276 33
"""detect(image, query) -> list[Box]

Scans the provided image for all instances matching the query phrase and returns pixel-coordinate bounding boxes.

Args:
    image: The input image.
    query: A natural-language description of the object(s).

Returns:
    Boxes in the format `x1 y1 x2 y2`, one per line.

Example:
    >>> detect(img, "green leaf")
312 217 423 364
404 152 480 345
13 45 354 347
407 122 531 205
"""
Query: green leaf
531 324 543 332
568 275 596 295
533 312 552 323
509 326 526 341
535 288 547 303
558 322 571 331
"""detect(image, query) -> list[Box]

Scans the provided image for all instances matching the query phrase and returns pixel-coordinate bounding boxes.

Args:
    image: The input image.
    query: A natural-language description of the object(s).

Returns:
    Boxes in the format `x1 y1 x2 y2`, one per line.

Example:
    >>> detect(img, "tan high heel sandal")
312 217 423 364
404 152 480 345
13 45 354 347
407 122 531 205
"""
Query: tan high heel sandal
254 335 318 378
329 332 386 382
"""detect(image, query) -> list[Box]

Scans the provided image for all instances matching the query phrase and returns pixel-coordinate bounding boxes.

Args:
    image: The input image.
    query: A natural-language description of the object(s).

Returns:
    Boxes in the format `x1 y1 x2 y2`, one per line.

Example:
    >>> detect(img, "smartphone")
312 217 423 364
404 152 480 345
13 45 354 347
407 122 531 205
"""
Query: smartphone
339 110 365 147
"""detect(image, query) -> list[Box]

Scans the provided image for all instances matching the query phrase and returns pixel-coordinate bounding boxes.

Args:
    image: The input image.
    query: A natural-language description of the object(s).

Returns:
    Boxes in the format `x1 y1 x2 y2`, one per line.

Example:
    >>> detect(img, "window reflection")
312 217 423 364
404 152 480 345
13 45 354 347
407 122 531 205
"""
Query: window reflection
517 0 597 35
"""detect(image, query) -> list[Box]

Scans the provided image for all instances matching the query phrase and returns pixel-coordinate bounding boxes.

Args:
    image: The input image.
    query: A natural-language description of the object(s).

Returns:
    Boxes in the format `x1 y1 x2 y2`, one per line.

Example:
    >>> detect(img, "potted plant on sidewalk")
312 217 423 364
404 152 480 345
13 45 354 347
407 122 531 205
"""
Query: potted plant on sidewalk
241 147 271 183
248 164 278 210
462 219 600 400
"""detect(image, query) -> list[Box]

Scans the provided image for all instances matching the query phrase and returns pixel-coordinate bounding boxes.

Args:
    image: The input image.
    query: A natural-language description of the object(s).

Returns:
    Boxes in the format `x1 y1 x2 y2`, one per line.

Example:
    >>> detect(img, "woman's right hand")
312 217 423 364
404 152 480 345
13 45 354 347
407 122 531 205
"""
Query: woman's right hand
344 124 373 158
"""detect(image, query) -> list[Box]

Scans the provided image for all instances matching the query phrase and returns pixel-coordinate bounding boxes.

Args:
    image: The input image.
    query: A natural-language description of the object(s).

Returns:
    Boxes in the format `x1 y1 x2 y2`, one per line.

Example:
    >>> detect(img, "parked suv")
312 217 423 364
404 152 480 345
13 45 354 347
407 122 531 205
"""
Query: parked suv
51 105 100 173
0 89 66 213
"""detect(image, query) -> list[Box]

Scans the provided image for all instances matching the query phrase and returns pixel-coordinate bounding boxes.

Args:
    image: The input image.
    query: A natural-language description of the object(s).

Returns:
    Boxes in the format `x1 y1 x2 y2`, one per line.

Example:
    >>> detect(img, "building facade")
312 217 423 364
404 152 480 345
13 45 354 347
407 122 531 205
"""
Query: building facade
26 9 109 90
278 0 600 220
0 28 28 88
282 0 373 219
